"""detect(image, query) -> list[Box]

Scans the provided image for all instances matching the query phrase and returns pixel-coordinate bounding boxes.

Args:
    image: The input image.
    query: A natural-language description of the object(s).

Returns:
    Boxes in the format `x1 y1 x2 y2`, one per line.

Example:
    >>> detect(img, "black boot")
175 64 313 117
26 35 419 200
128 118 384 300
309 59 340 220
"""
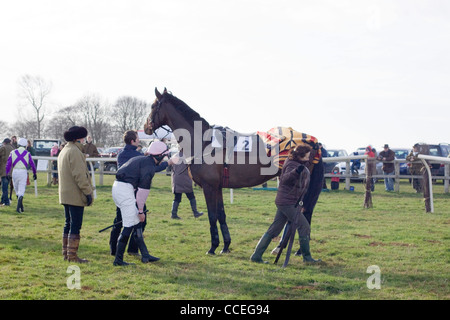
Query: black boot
171 201 181 219
113 234 134 266
19 196 24 212
135 225 159 263
109 225 121 256
16 196 23 213
190 198 203 218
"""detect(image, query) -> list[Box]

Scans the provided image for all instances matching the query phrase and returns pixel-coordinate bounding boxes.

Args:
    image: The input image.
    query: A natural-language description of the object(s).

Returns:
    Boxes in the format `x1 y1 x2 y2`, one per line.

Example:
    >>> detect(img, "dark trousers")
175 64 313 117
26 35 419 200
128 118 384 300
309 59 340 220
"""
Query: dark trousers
267 205 311 239
173 192 195 203
110 206 147 254
1 176 10 205
63 204 84 235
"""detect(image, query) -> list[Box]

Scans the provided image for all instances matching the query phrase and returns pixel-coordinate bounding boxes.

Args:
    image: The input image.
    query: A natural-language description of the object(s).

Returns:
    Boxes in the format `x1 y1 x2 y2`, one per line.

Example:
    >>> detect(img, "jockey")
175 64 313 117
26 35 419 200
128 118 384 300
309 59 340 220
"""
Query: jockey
6 138 37 213
111 140 178 266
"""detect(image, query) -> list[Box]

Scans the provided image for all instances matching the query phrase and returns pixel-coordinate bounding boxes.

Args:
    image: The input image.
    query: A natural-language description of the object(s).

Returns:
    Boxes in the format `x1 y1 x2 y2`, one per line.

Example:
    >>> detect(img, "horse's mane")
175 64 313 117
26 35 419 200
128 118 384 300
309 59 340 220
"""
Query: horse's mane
163 92 210 127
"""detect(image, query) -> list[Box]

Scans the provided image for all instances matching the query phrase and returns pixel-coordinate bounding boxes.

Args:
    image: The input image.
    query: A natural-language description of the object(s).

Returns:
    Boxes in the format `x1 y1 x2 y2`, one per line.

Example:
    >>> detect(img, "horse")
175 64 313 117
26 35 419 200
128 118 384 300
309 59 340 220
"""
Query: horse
144 88 324 255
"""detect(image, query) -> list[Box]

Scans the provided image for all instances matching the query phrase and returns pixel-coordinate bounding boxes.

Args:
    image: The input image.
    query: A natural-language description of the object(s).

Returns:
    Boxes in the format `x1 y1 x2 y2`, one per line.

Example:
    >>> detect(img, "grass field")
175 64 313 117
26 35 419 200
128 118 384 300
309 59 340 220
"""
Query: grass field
0 173 448 300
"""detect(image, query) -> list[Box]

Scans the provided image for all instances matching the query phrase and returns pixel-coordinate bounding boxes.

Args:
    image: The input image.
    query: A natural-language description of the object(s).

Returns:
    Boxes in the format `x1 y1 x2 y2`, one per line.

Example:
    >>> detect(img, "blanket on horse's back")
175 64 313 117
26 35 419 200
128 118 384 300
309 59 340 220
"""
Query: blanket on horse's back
257 127 321 169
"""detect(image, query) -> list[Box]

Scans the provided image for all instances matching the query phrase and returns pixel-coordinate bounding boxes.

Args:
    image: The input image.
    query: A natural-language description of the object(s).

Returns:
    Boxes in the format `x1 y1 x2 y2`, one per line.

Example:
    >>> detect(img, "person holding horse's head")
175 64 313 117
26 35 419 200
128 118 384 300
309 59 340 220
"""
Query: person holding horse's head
251 144 321 264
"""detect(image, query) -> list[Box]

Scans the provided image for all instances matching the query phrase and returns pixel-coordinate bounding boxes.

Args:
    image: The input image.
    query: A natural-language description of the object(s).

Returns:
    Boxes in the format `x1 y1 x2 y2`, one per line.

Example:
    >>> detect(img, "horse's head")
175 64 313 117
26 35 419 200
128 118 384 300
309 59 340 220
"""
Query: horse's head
144 87 168 135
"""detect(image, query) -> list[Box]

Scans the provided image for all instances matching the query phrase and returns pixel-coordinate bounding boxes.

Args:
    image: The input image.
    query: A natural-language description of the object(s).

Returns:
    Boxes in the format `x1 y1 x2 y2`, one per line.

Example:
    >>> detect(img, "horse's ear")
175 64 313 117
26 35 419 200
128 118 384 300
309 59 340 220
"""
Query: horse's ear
163 87 168 94
155 87 162 100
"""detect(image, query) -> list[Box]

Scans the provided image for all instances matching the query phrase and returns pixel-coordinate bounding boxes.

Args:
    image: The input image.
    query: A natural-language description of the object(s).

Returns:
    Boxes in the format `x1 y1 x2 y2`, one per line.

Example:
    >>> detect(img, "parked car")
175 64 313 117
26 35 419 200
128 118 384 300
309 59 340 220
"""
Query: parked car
415 143 450 178
391 148 411 175
99 147 123 172
33 139 62 156
335 148 383 181
323 149 348 173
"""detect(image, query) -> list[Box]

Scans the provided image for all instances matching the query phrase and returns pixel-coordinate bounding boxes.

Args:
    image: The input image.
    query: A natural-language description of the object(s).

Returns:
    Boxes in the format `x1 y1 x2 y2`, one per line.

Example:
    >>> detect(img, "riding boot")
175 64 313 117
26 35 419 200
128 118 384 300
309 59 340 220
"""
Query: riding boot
189 198 203 218
171 201 181 219
16 196 23 213
299 235 321 263
109 225 121 256
127 230 140 256
135 225 159 263
250 233 272 263
67 234 89 263
62 233 69 260
113 234 134 266
20 196 24 212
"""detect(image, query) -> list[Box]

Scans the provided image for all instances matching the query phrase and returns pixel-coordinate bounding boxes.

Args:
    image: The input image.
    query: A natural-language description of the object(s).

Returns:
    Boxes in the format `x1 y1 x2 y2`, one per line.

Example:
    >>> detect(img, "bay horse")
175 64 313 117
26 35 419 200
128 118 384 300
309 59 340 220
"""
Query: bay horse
144 88 324 255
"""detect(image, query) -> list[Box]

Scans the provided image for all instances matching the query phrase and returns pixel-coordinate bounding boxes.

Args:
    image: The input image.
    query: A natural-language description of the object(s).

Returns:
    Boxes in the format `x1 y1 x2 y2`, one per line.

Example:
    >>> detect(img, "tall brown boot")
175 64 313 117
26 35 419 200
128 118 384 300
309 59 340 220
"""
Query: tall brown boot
67 234 89 263
62 233 69 260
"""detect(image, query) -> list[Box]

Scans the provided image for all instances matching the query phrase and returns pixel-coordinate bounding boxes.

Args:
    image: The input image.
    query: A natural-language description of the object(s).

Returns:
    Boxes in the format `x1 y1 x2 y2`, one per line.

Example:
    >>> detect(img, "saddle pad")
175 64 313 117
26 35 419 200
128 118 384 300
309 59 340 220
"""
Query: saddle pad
257 127 321 169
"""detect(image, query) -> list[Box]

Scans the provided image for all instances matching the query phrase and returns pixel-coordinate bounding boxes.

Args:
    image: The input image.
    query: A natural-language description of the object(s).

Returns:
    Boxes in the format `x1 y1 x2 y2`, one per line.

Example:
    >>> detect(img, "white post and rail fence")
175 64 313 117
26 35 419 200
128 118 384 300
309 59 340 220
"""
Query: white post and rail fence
31 155 449 212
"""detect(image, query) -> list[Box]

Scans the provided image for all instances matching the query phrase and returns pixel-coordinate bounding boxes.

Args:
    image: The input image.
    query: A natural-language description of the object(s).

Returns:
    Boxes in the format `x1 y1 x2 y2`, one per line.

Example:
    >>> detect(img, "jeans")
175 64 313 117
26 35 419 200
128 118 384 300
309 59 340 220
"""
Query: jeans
384 171 394 191
63 205 85 235
1 176 10 205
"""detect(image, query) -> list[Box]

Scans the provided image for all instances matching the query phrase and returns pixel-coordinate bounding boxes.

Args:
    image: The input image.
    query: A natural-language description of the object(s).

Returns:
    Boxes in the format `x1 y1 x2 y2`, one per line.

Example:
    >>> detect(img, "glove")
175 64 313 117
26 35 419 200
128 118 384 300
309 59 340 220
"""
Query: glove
296 165 305 174
33 173 37 180
86 194 93 206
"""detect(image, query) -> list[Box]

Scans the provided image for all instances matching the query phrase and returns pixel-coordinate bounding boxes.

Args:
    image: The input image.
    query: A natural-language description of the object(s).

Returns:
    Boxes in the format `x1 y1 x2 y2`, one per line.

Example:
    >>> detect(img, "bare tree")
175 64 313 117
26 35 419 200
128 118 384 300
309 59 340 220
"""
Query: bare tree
113 96 150 133
75 93 111 145
44 105 81 140
17 74 52 139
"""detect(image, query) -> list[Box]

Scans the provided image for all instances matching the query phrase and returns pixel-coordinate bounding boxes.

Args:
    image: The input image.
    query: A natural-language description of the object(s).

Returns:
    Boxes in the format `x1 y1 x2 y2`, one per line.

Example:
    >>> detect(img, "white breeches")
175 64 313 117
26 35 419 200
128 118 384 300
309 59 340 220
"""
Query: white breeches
112 181 140 228
12 169 28 197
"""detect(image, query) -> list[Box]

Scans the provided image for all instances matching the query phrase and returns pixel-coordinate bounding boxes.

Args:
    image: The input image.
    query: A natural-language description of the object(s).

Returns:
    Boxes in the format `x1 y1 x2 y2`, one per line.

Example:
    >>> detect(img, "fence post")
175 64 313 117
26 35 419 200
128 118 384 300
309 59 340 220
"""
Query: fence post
345 159 351 190
420 159 434 213
47 160 52 186
394 161 400 192
445 163 449 193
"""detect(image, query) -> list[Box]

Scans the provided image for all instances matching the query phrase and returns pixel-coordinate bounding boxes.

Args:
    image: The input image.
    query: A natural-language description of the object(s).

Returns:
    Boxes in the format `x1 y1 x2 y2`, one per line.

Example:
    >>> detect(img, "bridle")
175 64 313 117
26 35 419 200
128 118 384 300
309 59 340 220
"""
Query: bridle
150 96 172 140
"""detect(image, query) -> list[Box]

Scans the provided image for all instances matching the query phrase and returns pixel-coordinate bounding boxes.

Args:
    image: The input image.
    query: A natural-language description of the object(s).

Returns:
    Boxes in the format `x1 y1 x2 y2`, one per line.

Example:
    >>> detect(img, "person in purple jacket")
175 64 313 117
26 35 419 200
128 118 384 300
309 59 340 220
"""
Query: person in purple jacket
250 145 321 264
6 138 37 213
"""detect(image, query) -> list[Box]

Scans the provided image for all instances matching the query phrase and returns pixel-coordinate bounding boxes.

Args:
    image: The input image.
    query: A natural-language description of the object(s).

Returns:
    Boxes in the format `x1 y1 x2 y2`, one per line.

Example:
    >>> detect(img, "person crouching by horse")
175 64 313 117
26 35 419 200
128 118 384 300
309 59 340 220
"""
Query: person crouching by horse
58 126 94 263
5 138 37 213
112 140 179 266
250 145 321 264
170 152 203 219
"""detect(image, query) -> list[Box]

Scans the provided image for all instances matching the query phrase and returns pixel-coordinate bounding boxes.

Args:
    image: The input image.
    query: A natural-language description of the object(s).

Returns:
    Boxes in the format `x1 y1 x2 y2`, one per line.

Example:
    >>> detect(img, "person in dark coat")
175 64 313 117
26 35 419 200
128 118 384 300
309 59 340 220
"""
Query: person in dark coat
170 153 203 219
112 140 178 266
406 143 423 193
109 130 146 256
0 138 14 206
250 145 321 264
377 144 396 191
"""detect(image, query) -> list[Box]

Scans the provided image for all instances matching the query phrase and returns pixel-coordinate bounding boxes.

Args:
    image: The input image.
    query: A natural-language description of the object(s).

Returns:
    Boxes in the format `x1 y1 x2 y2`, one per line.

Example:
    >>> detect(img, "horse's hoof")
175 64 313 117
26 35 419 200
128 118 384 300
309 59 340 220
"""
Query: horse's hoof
206 250 216 255
220 249 231 254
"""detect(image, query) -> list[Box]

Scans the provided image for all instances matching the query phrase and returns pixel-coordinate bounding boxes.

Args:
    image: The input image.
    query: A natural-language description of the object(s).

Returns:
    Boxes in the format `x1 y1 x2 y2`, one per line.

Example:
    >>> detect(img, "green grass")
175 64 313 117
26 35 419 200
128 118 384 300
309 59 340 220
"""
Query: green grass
0 174 448 300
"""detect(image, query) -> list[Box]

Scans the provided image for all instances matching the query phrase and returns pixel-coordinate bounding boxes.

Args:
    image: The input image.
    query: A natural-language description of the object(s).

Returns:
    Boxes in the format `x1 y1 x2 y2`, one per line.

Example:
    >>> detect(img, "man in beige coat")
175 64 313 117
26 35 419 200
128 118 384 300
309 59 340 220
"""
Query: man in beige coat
58 126 94 263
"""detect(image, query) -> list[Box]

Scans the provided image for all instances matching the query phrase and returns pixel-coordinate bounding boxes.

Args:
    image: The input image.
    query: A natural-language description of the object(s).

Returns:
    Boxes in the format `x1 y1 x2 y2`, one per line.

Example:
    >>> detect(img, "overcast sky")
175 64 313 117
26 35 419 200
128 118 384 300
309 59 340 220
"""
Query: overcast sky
1 0 449 152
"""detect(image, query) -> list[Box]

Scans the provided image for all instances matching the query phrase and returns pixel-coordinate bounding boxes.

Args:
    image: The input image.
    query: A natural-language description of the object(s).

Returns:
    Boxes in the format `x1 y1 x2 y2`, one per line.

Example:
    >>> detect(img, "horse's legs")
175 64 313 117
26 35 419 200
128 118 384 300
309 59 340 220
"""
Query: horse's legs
217 189 231 253
203 185 220 255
